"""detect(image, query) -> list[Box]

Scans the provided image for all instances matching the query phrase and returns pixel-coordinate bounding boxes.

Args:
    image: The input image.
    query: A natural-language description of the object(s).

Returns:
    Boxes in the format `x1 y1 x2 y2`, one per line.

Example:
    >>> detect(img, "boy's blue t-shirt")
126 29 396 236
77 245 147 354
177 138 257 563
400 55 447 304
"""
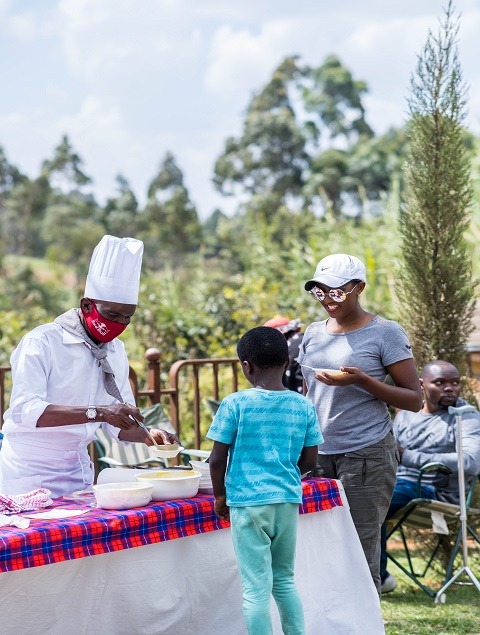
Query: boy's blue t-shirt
206 388 323 507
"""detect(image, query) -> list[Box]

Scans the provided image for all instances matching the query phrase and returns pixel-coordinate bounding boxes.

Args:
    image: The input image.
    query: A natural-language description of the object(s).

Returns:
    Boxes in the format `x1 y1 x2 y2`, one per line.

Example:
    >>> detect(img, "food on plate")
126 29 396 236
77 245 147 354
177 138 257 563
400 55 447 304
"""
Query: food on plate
314 368 347 377
135 470 201 501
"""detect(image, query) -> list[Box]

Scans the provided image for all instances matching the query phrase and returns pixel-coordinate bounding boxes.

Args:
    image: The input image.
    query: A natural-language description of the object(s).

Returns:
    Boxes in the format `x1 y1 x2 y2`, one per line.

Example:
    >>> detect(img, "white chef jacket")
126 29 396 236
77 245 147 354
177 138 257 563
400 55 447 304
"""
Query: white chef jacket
0 320 135 498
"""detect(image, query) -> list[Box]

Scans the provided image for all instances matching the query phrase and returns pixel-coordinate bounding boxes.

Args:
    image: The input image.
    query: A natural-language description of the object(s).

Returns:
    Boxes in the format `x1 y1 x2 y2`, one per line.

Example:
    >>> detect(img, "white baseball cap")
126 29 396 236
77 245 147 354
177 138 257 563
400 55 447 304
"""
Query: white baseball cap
85 235 144 304
304 254 366 291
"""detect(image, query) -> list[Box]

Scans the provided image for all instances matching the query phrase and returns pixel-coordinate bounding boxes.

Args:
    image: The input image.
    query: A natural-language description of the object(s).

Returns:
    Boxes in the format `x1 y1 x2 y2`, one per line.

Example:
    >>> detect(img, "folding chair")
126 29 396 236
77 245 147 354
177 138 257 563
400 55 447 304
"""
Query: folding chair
385 462 480 599
205 397 220 417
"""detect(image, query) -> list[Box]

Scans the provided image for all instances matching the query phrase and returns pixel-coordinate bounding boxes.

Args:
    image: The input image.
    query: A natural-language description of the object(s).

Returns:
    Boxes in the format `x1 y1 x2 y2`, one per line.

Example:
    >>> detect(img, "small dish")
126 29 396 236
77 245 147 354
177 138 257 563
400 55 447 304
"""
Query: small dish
314 368 347 377
150 444 184 459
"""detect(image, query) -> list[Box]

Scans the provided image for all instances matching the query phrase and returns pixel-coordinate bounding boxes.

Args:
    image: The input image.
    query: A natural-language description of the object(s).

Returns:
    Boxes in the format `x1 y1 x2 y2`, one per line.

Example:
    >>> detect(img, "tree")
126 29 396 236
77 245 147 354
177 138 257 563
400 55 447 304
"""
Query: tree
213 56 308 218
41 135 92 193
302 54 374 144
41 192 104 284
2 176 50 256
0 147 27 261
102 174 139 237
399 2 475 373
142 152 202 268
213 54 403 220
0 146 24 197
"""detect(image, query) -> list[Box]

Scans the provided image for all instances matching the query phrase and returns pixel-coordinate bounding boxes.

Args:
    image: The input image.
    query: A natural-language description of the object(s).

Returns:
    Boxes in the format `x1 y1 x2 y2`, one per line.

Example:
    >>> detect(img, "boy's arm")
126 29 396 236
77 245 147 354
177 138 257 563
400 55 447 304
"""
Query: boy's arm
209 441 230 520
298 445 318 477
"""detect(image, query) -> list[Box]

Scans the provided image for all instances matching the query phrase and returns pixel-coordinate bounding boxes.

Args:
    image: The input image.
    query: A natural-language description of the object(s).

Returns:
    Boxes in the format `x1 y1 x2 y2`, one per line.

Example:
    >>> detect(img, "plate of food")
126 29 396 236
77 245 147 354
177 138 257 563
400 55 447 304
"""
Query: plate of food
301 365 347 377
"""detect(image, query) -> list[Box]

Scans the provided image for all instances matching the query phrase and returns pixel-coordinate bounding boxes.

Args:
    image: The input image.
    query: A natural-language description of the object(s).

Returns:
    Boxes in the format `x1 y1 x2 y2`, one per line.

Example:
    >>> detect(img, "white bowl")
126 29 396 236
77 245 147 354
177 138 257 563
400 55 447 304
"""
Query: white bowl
150 444 184 459
93 481 154 510
188 459 210 474
135 470 201 501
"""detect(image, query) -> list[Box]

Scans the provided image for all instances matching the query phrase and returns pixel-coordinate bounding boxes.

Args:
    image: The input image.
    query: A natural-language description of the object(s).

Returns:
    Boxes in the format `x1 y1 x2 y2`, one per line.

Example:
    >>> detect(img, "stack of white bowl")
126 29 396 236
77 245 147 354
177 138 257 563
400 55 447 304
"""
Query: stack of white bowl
189 460 213 494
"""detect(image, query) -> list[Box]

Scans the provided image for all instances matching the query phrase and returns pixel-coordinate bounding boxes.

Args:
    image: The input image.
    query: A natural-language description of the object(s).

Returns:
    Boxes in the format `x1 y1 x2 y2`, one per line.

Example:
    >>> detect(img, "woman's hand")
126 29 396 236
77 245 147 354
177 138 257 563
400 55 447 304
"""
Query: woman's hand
314 366 366 386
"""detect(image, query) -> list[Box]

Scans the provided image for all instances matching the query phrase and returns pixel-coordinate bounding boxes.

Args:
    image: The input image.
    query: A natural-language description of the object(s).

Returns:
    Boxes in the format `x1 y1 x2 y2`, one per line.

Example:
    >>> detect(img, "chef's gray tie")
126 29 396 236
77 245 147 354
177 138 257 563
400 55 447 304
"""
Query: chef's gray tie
88 344 124 403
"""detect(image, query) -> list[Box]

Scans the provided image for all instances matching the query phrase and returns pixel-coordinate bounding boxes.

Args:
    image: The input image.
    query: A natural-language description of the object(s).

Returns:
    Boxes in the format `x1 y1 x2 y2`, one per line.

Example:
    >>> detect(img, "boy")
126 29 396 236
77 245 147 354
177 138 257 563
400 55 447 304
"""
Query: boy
207 326 322 635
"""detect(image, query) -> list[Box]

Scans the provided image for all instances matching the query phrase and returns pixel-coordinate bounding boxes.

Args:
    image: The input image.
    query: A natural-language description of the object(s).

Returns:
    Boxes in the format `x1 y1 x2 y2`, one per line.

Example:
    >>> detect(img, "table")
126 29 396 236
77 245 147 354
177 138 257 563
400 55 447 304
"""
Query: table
0 479 384 634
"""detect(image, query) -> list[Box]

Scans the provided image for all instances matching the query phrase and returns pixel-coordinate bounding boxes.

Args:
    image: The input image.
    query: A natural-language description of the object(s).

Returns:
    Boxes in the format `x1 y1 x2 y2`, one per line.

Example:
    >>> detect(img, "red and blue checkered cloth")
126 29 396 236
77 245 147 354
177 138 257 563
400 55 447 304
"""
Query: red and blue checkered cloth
0 477 342 573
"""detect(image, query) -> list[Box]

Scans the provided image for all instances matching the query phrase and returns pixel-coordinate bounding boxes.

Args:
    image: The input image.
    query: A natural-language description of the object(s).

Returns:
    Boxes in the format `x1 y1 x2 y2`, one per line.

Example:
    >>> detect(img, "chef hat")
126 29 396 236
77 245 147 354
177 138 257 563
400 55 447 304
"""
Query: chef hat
85 235 144 304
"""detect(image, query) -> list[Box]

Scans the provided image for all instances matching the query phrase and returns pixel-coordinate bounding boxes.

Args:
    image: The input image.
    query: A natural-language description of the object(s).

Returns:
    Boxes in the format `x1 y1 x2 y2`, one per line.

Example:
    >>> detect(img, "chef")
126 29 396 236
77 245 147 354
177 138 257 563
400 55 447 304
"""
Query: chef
0 235 177 498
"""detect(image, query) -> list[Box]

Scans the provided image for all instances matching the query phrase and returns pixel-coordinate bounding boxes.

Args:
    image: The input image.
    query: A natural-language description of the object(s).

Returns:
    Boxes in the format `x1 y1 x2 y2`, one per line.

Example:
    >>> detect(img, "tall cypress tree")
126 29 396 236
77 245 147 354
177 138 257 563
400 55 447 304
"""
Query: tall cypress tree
399 1 475 373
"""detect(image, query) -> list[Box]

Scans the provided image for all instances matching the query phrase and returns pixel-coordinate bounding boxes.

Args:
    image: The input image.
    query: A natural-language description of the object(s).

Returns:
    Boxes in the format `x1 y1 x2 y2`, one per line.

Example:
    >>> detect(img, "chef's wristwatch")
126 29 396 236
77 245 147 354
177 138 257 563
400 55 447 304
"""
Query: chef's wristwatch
86 406 97 421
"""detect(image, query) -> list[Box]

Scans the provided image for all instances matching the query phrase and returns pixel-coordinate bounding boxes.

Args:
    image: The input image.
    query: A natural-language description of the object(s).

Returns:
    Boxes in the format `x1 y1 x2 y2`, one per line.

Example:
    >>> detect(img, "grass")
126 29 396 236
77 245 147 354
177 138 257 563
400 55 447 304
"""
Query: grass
382 538 480 635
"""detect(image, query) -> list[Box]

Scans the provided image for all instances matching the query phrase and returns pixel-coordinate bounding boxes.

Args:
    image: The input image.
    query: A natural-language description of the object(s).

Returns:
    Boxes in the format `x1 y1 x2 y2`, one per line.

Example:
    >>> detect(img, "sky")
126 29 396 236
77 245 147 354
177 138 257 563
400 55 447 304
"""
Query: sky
1 0 480 219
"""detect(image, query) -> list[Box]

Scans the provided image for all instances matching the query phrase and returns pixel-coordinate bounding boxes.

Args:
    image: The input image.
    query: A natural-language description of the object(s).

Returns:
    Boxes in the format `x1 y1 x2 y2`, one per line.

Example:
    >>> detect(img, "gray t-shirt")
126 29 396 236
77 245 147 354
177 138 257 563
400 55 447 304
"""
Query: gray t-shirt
298 316 413 453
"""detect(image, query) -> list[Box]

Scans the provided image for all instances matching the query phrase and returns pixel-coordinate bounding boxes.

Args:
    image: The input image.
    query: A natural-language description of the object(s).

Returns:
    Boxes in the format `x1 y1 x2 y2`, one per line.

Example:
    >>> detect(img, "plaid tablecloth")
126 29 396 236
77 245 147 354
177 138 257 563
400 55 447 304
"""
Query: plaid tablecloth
0 477 342 573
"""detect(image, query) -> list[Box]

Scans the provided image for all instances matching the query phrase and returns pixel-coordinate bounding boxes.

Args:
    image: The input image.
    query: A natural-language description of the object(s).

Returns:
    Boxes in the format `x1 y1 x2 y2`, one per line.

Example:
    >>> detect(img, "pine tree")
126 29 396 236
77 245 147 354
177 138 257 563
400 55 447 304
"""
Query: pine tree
399 1 475 373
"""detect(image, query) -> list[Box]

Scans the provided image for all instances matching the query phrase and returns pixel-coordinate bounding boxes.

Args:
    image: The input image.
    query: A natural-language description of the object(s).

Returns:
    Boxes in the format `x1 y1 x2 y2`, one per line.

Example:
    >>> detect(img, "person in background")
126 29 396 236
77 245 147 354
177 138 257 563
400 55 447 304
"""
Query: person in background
298 253 422 593
208 326 322 635
380 360 480 593
264 315 304 393
0 235 177 498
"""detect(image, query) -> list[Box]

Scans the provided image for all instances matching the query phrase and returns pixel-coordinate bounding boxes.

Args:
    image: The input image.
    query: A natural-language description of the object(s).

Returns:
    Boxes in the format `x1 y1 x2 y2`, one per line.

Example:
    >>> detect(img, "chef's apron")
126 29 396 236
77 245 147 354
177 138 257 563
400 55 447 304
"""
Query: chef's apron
0 436 94 499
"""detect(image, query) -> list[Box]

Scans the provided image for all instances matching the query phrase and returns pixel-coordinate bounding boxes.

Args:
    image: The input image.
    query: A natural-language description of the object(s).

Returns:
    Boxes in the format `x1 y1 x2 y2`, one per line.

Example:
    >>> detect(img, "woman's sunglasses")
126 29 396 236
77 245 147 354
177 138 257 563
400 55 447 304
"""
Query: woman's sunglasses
309 284 359 303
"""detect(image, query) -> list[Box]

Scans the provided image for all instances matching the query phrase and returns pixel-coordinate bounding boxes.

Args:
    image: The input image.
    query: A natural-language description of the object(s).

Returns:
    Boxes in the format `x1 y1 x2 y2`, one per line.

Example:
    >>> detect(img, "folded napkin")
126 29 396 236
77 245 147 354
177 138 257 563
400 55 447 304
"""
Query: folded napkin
0 488 53 513
0 513 30 529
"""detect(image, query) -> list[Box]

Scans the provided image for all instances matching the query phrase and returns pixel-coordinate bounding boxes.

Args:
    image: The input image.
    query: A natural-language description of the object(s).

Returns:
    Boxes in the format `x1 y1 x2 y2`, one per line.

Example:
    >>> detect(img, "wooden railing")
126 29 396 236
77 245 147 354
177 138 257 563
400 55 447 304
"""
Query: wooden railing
0 349 242 450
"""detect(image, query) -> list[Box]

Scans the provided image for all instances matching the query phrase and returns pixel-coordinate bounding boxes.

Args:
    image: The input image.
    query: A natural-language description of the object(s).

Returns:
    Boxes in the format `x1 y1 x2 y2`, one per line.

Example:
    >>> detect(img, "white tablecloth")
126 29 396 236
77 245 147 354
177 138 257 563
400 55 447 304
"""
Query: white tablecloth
0 484 384 635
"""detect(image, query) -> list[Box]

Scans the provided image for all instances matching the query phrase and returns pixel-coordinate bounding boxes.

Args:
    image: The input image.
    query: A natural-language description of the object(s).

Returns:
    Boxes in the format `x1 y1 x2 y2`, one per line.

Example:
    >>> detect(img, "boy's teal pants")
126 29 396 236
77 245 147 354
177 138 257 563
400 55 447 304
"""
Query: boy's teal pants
230 503 306 635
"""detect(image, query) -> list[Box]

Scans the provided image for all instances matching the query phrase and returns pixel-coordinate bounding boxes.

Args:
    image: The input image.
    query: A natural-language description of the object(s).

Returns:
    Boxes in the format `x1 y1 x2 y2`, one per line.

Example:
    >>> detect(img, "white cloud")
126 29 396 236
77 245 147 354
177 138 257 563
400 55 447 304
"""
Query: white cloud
2 0 480 219
205 22 289 99
56 0 203 84
7 10 37 41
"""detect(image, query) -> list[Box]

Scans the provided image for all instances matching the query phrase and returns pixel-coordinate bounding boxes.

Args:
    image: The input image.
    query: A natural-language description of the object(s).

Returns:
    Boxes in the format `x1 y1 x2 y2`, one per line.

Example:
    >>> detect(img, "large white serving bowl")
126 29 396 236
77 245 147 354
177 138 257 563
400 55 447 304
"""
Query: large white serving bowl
135 470 201 501
93 481 154 510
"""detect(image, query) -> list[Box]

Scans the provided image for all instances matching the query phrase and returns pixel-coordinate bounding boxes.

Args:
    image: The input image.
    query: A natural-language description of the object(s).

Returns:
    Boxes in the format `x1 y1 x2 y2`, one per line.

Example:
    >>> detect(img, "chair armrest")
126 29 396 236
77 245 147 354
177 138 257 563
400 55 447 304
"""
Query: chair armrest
98 456 125 467
416 462 453 497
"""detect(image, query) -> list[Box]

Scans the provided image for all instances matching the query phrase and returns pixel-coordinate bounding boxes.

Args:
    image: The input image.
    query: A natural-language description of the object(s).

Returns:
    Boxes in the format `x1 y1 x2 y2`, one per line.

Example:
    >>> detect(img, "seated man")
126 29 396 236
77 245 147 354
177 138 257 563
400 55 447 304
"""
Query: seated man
380 360 480 593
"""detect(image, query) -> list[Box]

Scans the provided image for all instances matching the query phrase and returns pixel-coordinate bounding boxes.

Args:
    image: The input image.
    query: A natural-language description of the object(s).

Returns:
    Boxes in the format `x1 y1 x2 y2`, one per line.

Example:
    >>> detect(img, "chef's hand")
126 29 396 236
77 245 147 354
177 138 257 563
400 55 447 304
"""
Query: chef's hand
314 366 366 386
100 403 144 431
214 495 230 521
145 428 180 446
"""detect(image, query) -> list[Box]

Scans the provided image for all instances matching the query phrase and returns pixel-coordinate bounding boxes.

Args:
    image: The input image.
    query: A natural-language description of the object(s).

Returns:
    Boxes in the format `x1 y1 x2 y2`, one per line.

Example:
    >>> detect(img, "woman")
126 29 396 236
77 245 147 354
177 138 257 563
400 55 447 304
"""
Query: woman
298 253 422 592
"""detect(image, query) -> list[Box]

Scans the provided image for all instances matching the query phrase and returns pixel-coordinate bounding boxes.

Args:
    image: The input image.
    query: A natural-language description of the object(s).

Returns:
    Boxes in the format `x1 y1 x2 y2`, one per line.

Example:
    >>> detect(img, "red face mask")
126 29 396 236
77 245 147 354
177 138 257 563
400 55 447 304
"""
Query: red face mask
82 301 127 343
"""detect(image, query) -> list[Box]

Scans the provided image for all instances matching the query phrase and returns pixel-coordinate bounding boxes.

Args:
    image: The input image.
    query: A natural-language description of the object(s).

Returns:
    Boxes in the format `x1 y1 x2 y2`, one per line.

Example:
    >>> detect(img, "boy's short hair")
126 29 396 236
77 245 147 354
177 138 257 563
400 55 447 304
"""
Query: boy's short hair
237 326 289 368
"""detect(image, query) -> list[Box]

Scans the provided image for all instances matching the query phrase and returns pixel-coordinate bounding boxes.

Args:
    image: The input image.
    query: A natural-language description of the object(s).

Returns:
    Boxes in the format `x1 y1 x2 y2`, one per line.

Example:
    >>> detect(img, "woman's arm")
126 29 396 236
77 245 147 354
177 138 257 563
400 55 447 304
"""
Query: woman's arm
357 358 422 411
317 358 422 412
